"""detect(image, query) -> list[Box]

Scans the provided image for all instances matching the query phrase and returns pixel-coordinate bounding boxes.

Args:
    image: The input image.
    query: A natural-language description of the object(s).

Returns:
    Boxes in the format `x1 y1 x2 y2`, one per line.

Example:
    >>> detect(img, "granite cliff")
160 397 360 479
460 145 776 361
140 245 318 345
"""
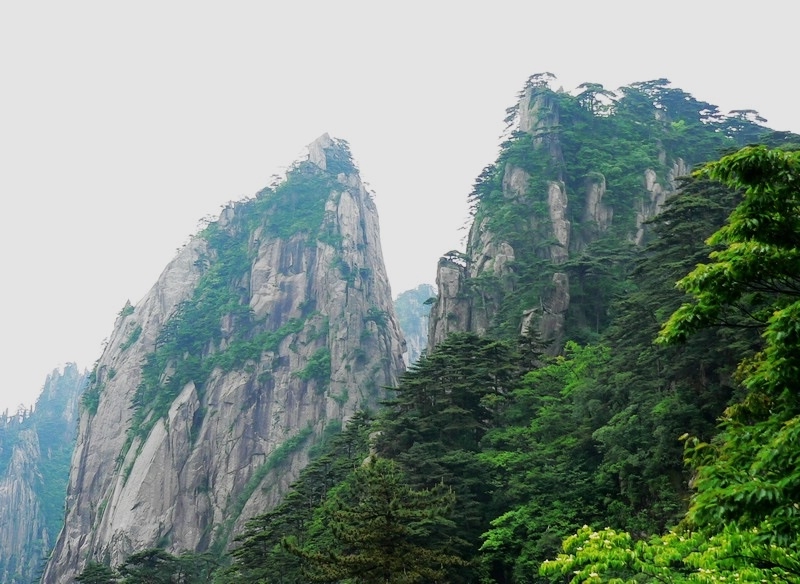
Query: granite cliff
42 135 406 584
393 283 435 365
428 77 713 352
0 364 85 584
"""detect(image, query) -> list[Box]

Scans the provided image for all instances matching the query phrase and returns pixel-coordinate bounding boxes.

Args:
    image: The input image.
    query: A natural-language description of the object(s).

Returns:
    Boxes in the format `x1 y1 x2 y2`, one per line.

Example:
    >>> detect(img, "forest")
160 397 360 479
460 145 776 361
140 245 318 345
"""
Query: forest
73 78 800 583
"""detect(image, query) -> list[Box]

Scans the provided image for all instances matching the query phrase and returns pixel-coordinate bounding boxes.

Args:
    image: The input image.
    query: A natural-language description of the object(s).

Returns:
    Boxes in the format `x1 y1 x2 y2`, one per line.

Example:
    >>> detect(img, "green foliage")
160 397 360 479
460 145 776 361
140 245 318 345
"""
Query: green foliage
123 146 349 457
77 549 219 584
33 365 86 551
120 325 142 351
479 343 609 582
320 138 358 176
0 366 85 583
575 174 755 530
659 146 800 549
542 145 800 583
118 303 135 318
82 384 102 415
285 457 466 584
376 333 523 580
127 219 255 451
223 412 375 583
113 548 217 584
76 561 118 584
124 177 325 458
464 78 778 345
294 347 331 388
254 161 336 240
364 306 390 329
91 85 794 584
213 317 307 373
473 148 781 581
563 237 638 342
659 147 800 408
540 523 800 584
117 548 176 584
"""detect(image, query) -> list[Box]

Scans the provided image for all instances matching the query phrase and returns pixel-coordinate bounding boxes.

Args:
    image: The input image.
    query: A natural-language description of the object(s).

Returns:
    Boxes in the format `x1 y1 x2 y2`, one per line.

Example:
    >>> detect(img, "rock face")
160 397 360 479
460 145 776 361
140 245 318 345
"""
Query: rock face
0 364 85 584
42 135 406 584
393 283 436 364
428 81 689 352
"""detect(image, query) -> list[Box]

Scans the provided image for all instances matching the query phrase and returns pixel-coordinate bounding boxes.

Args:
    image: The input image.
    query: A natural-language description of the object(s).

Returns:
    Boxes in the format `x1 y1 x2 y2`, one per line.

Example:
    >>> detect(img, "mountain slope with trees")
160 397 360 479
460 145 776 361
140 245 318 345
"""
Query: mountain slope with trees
71 75 800 584
0 364 86 584
43 134 407 584
542 144 800 584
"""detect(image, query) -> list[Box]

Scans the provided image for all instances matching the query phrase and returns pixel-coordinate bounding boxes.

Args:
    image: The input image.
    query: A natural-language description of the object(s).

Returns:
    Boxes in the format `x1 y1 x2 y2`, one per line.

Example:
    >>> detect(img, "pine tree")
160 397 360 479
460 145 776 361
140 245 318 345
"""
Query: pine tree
376 332 520 570
285 457 465 584
76 562 118 584
222 412 375 583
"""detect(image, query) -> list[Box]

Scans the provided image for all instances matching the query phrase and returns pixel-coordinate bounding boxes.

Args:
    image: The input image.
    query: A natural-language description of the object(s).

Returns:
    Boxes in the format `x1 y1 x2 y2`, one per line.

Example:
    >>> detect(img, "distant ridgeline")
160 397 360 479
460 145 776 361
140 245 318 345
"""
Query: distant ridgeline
393 283 436 364
0 364 86 584
32 74 800 584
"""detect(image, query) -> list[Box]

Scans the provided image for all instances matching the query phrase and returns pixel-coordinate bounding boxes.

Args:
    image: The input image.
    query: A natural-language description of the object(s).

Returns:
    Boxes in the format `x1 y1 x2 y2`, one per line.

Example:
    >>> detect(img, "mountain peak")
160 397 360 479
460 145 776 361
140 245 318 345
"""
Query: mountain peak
307 133 356 174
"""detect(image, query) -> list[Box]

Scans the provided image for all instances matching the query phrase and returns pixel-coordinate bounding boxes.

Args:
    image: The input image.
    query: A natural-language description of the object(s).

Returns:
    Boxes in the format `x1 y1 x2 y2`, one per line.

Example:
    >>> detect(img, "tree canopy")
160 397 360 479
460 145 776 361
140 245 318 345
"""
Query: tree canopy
543 145 800 583
70 84 800 584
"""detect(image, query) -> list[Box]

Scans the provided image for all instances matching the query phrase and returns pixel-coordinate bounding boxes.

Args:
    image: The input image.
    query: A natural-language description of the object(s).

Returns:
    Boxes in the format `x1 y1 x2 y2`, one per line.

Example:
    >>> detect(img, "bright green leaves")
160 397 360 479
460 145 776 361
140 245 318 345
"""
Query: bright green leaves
257 162 334 239
545 145 800 584
541 523 800 584
687 413 800 547
657 147 800 413
540 525 641 584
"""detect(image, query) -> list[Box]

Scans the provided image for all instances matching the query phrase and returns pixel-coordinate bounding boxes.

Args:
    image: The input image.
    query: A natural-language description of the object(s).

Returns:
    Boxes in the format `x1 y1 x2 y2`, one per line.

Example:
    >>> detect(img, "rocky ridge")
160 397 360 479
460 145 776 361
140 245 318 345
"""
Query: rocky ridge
42 135 406 584
428 82 689 351
0 364 85 584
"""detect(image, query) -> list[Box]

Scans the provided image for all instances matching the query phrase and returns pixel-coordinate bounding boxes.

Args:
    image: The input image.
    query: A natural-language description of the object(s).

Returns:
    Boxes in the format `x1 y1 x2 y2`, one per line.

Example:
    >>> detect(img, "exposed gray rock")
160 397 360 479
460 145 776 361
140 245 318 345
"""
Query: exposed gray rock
502 164 530 200
427 84 692 354
582 173 613 234
393 283 436 365
635 159 686 244
428 254 471 348
428 89 570 351
0 364 85 584
0 428 45 582
539 272 570 342
547 181 570 264
43 136 406 584
519 85 560 149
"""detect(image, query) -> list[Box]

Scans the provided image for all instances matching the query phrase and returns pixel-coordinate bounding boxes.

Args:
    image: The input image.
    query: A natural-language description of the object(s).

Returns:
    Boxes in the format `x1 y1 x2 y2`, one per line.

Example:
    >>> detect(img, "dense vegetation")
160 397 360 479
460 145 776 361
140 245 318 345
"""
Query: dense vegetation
75 78 800 583
543 144 800 583
468 74 771 341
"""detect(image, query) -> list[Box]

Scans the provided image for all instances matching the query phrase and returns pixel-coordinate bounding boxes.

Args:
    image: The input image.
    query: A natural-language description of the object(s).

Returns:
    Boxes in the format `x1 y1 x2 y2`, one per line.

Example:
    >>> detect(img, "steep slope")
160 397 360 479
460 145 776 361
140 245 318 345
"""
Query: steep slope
0 364 85 584
428 75 768 351
393 283 435 364
43 135 406 584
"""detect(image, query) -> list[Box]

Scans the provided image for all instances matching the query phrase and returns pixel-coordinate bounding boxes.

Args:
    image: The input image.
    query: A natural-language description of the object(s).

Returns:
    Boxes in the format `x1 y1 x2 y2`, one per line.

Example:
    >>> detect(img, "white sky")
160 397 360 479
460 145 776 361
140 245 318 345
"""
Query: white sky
1 1 797 414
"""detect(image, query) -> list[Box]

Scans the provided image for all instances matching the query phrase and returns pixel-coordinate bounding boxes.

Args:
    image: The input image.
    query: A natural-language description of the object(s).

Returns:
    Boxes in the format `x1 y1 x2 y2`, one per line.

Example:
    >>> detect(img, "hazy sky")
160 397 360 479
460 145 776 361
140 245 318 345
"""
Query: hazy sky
1 1 797 413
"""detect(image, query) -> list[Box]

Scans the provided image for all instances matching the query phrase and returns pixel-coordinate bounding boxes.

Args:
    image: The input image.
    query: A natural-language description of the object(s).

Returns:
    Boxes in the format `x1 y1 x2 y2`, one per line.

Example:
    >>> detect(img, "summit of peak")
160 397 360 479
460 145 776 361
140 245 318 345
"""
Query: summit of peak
307 134 356 174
